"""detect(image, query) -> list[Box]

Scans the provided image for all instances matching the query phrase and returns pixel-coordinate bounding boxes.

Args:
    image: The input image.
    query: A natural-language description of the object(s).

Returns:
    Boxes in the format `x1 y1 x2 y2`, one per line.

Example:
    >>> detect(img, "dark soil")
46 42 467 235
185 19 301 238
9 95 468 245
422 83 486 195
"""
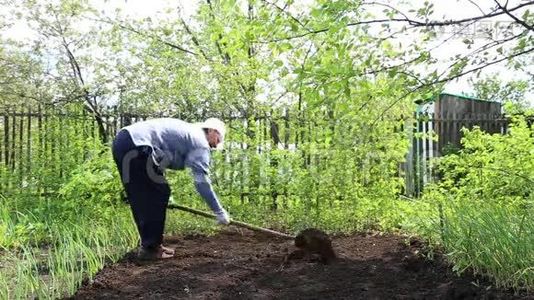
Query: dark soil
71 229 532 300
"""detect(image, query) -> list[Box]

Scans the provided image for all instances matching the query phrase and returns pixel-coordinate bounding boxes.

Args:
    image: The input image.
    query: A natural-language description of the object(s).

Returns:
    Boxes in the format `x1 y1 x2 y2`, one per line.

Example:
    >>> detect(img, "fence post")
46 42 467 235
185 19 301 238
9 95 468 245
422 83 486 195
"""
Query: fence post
240 117 246 205
26 107 32 181
59 109 65 179
269 110 279 211
0 111 3 190
283 108 290 207
10 109 16 172
37 105 43 194
113 106 118 139
0 111 3 172
403 113 415 197
3 111 9 168
18 110 24 187
226 117 234 197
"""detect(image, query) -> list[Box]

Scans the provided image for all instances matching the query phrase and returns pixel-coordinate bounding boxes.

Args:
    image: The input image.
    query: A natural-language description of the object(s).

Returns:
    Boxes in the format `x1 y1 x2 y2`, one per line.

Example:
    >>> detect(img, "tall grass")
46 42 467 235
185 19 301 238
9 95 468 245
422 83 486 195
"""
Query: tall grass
441 202 534 290
412 119 534 292
0 141 140 298
0 203 137 299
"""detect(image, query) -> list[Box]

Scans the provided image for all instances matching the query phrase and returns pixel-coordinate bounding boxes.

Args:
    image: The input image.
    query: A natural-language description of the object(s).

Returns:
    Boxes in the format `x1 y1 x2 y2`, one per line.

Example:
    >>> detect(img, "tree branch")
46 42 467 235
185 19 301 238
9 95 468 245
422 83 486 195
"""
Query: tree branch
179 17 211 61
258 0 311 32
206 0 231 64
494 0 534 32
437 43 532 87
440 29 528 78
370 46 534 127
468 0 487 15
265 1 534 42
94 17 199 56
365 1 534 27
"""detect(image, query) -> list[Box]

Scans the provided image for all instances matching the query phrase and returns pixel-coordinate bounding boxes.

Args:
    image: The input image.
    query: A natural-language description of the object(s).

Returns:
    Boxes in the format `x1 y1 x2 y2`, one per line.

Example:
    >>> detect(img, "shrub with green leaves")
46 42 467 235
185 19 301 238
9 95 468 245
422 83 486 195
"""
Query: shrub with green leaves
421 116 534 291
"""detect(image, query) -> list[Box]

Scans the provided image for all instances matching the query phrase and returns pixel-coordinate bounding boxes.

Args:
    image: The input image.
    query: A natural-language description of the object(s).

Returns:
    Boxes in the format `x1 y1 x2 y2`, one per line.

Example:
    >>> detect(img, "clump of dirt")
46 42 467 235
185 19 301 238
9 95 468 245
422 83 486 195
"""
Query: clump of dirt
69 229 532 300
293 228 336 264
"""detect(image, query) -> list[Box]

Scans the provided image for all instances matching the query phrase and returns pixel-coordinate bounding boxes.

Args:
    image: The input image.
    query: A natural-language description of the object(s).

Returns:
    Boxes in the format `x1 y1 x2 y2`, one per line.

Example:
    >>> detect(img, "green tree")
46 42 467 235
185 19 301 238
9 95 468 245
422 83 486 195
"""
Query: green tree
3 0 135 141
470 74 533 112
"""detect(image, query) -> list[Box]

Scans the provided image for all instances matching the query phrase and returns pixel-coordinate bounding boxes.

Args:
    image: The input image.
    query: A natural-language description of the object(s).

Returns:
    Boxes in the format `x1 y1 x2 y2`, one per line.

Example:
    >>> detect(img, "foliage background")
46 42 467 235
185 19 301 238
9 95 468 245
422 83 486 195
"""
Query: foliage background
0 0 533 298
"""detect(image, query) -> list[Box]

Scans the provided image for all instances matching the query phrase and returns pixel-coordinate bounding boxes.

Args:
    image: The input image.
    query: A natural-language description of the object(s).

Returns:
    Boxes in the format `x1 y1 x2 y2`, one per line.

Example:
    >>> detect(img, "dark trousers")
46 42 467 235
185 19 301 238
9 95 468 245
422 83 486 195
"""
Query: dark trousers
112 129 171 249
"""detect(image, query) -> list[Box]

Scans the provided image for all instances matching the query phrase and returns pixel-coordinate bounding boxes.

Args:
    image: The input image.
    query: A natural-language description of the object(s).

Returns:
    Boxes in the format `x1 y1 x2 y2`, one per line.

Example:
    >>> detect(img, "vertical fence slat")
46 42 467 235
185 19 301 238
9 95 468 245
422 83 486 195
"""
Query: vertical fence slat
417 112 423 196
239 118 245 205
82 109 87 160
43 108 48 176
226 118 232 197
11 110 16 172
19 111 24 187
3 113 8 168
50 109 56 181
423 116 432 183
0 113 2 172
113 108 118 138
27 107 32 180
58 111 64 179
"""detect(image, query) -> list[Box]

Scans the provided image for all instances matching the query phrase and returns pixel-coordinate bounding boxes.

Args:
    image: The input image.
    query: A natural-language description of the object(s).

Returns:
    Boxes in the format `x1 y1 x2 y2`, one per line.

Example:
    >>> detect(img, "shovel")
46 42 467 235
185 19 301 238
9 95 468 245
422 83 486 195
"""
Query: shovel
168 204 295 239
167 204 336 262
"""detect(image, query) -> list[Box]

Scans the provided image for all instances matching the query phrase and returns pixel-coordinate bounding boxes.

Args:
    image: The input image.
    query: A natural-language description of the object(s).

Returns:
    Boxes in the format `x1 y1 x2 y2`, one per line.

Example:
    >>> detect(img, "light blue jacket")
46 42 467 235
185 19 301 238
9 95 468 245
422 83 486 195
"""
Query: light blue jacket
124 118 224 213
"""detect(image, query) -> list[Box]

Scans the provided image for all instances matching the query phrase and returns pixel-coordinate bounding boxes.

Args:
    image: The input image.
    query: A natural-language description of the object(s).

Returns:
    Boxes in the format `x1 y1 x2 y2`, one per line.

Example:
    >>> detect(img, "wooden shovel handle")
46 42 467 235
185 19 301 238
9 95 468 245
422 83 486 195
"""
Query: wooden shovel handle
167 204 295 240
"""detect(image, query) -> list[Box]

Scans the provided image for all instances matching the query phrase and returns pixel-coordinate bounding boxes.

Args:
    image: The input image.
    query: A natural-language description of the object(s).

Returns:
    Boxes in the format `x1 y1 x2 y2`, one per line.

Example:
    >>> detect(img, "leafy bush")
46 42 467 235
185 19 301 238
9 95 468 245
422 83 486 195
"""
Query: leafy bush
420 116 534 291
57 147 124 221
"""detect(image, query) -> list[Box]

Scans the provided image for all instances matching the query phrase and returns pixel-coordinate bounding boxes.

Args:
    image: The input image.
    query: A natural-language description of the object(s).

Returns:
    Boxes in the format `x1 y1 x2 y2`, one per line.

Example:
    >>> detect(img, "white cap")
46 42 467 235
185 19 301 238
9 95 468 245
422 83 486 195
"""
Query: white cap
199 117 226 145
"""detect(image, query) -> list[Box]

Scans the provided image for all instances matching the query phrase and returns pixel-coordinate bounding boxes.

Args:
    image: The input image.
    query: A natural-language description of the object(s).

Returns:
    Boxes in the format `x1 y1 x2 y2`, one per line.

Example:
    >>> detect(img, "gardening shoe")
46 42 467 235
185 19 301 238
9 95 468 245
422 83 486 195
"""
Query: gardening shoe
161 245 175 256
215 209 230 225
137 246 174 260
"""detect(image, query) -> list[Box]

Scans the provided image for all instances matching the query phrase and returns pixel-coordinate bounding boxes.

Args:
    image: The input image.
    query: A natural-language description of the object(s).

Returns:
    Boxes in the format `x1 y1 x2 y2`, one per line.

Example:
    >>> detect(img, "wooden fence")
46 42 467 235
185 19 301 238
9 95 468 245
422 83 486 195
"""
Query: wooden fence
0 108 522 198
0 107 146 193
404 112 513 196
0 107 303 198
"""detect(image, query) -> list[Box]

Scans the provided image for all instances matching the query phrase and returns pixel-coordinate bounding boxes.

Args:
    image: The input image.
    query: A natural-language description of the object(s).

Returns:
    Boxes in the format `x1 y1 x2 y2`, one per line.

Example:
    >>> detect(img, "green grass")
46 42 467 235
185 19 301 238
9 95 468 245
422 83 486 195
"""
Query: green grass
0 197 138 299
3 191 534 297
440 202 534 290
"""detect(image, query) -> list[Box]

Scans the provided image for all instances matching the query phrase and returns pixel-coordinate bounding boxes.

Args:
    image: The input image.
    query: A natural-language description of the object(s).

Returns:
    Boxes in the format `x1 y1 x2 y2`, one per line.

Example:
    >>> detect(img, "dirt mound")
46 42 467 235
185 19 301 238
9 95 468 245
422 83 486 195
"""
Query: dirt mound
70 229 531 299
